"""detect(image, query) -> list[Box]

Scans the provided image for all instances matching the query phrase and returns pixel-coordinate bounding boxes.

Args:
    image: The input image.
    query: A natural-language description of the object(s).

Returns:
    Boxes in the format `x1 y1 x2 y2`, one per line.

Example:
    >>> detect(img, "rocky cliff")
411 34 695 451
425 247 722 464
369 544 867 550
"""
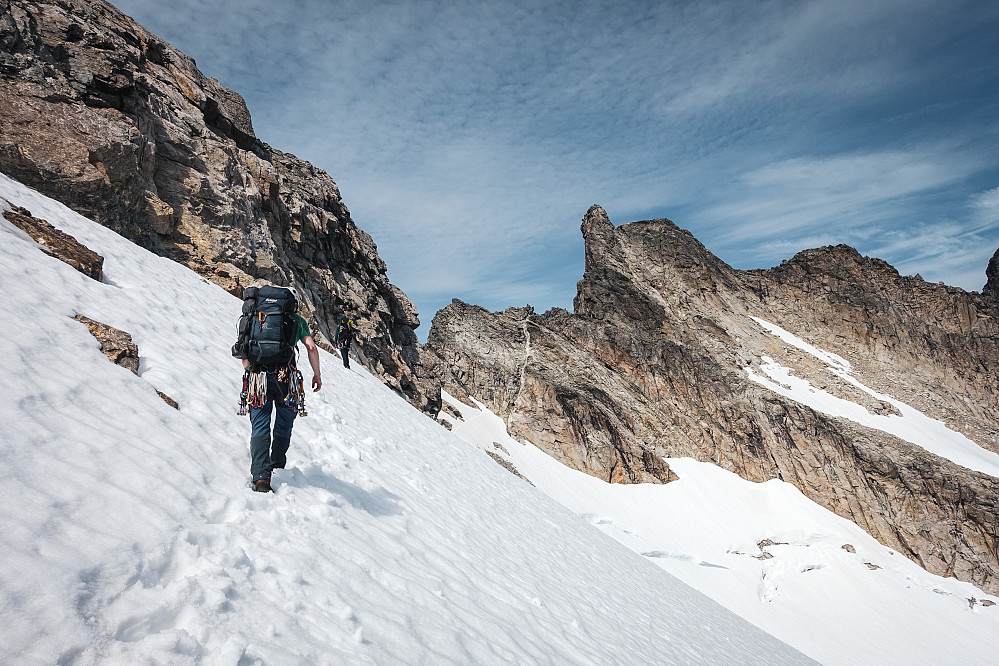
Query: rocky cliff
0 0 434 409
426 205 999 594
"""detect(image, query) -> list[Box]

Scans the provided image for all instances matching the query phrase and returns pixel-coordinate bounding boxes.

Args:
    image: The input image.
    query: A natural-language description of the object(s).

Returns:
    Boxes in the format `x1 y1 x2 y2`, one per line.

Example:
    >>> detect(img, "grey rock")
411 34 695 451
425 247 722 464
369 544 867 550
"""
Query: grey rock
986 247 999 301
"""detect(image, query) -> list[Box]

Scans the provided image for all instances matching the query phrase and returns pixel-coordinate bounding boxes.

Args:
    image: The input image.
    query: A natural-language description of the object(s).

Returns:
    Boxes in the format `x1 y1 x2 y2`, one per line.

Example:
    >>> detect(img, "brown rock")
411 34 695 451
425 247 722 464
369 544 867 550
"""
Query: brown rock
485 450 533 485
143 191 174 235
156 390 178 409
440 402 463 421
3 203 103 280
73 314 139 373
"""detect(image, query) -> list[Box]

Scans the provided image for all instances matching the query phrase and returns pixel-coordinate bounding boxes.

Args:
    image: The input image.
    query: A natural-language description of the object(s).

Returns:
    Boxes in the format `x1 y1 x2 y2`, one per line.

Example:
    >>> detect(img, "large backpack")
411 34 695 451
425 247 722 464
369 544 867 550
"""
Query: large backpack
231 286 299 368
335 320 354 348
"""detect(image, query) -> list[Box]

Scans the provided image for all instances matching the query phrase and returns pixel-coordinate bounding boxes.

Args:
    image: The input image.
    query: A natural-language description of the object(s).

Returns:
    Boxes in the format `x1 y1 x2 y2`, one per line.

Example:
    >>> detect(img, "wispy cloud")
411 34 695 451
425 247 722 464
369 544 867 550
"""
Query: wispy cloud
969 187 999 234
111 0 999 327
702 147 976 244
687 146 999 290
867 219 995 291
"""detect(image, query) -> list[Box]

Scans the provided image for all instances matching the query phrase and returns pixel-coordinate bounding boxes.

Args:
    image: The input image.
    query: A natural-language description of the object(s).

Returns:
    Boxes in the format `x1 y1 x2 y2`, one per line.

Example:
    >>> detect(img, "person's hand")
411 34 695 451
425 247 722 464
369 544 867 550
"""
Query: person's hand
241 359 249 369
312 375 322 392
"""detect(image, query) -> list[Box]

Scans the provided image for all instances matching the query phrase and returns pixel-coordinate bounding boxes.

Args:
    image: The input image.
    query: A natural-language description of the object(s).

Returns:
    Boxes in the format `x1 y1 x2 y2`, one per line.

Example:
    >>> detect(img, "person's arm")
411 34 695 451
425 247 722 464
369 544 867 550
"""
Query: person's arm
302 335 322 391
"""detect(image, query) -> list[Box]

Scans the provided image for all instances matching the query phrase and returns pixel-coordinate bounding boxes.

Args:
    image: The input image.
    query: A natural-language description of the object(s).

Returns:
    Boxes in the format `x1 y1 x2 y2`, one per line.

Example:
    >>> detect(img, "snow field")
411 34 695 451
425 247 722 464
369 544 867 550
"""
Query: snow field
746 316 999 478
442 392 999 666
0 172 812 665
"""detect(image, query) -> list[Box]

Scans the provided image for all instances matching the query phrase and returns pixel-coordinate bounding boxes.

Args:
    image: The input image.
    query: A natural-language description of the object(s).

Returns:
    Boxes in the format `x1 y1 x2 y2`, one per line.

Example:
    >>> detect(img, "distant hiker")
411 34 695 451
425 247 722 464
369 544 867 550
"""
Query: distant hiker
334 314 360 369
232 286 322 493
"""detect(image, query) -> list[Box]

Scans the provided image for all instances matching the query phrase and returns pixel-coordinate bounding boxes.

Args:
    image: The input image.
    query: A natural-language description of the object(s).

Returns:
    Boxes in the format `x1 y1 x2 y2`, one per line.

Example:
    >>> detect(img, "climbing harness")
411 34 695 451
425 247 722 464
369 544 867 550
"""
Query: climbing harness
285 363 308 417
237 363 307 417
238 367 268 415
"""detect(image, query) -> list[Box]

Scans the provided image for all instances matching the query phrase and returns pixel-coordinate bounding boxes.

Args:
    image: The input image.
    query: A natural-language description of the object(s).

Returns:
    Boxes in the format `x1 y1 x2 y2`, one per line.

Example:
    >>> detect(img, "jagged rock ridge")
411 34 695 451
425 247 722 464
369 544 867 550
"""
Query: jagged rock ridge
0 0 435 410
426 204 999 594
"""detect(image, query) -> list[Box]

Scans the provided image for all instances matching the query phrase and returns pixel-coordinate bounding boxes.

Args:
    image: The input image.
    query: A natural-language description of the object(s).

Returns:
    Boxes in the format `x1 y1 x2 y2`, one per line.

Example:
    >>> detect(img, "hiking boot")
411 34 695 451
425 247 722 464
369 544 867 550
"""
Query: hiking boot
253 478 272 493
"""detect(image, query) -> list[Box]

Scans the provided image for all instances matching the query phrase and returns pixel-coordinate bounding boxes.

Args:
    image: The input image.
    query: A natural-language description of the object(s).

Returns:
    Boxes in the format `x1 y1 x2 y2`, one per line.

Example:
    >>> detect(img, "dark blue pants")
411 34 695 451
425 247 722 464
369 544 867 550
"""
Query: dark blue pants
340 343 350 368
249 397 296 481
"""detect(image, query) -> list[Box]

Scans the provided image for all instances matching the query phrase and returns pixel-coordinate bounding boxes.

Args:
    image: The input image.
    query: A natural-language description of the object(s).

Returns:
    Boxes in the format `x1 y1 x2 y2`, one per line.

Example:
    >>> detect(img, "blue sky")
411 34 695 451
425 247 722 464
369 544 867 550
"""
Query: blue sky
111 0 999 337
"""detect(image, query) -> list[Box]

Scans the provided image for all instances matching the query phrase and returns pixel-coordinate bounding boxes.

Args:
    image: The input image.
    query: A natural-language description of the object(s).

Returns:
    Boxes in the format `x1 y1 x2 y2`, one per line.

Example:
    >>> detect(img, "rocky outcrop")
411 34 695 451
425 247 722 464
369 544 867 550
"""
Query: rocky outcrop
746 244 999 453
428 300 680 484
2 202 104 279
74 313 178 408
0 0 434 409
73 313 139 373
986 247 999 301
426 204 999 594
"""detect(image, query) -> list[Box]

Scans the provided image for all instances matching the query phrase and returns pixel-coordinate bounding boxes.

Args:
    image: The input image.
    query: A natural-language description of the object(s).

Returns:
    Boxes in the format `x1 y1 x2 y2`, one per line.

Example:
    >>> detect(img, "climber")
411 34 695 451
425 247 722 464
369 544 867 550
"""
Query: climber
334 314 360 369
232 285 322 492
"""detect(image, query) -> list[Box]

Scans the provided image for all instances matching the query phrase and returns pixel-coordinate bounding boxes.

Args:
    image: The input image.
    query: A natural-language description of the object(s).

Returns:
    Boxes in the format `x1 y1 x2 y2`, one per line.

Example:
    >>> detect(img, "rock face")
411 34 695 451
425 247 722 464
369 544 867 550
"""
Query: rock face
987 247 999 301
0 0 434 409
427 205 999 594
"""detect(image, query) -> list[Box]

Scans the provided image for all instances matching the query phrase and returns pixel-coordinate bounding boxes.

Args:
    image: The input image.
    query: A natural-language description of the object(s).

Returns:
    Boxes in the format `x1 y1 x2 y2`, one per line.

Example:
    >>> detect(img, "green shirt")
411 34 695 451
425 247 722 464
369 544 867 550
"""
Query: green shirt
292 313 311 346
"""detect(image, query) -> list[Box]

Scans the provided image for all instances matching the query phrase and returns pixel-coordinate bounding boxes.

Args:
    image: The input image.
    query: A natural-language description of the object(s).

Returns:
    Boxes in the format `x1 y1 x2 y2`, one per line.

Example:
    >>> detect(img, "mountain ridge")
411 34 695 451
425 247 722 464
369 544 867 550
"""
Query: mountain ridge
425 204 999 595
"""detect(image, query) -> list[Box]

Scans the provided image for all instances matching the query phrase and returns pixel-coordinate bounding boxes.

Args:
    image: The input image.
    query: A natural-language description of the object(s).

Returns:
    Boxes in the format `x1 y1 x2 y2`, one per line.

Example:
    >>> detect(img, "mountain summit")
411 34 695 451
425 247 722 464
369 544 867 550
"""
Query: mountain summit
426 206 999 595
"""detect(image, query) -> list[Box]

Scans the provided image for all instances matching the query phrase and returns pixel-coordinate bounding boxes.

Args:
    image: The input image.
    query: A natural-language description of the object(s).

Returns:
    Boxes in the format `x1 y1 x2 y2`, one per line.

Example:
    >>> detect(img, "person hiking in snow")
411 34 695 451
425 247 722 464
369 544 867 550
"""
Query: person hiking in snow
334 314 360 369
232 286 322 493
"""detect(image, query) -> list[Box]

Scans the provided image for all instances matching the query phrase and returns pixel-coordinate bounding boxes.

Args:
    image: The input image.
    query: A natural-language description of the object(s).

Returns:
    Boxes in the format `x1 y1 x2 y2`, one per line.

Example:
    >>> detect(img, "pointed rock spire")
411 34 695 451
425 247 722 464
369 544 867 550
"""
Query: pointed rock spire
581 204 613 236
986 247 999 300
580 204 617 276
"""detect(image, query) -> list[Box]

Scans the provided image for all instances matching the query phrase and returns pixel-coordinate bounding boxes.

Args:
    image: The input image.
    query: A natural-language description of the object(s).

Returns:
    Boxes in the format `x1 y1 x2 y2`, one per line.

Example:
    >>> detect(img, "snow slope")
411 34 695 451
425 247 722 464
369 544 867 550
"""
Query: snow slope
746 316 999 478
444 396 999 664
0 171 812 665
442 379 999 661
